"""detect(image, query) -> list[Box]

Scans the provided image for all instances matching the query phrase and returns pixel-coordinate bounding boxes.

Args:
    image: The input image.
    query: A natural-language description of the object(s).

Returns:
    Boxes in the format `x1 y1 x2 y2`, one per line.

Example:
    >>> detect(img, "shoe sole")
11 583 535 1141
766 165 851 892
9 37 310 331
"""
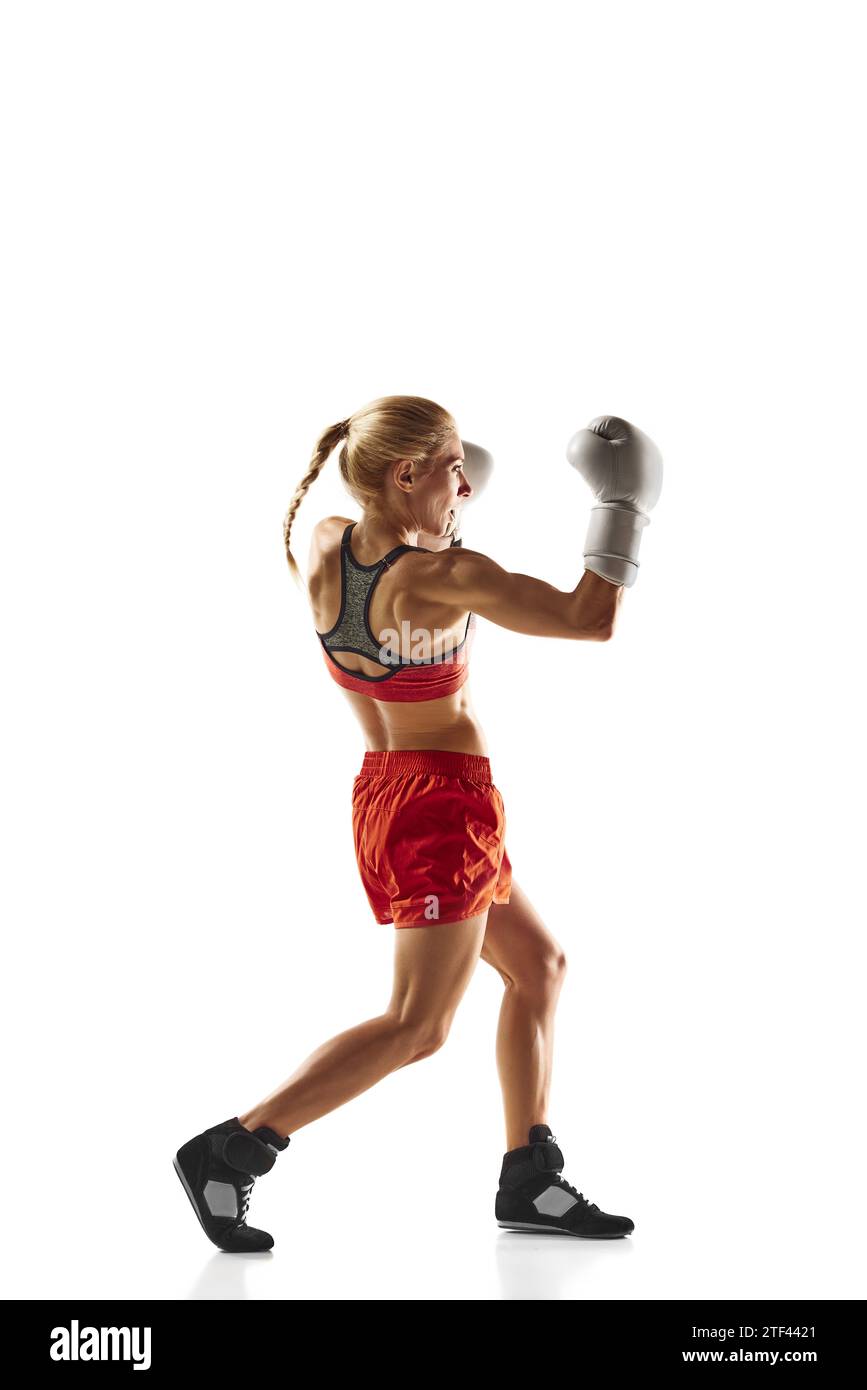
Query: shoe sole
497 1220 631 1238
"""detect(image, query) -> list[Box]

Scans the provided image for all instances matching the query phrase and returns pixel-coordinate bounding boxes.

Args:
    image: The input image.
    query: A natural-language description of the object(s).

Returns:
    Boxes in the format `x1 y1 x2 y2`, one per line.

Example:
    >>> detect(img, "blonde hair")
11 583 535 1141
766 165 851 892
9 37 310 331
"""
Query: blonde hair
283 394 457 586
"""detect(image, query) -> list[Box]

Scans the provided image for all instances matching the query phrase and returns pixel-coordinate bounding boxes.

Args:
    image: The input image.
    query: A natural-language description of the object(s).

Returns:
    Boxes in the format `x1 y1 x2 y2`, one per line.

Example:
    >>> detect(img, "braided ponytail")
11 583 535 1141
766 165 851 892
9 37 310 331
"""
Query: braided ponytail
283 419 350 587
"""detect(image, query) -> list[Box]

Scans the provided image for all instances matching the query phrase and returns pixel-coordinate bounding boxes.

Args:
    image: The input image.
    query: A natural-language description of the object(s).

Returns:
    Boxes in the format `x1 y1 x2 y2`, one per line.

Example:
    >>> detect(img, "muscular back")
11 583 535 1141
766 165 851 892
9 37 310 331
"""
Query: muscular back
306 515 487 754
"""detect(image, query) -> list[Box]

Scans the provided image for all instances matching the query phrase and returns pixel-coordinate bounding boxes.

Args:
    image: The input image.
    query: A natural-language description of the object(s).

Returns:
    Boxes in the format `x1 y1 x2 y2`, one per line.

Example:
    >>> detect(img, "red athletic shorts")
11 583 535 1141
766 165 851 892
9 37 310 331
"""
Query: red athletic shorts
351 749 513 928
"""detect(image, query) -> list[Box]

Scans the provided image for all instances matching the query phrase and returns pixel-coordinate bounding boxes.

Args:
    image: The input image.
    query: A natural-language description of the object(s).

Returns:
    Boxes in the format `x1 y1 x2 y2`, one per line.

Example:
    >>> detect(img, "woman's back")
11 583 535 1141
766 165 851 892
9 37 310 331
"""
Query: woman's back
306 514 489 755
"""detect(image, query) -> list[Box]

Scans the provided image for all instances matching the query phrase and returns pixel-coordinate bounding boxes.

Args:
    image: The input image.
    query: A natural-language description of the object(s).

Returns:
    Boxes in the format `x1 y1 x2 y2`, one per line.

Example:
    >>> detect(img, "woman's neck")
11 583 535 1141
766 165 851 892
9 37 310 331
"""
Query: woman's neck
351 511 420 559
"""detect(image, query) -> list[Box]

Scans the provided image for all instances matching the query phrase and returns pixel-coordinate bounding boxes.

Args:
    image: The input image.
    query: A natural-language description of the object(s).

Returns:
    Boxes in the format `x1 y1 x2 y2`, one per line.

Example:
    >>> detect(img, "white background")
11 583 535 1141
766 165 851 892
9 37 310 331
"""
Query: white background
2 0 865 1301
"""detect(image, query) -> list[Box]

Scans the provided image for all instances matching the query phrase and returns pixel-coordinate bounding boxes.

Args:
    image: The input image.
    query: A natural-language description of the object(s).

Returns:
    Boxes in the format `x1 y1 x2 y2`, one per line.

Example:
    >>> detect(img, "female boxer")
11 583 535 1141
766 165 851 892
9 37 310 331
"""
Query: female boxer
173 395 662 1250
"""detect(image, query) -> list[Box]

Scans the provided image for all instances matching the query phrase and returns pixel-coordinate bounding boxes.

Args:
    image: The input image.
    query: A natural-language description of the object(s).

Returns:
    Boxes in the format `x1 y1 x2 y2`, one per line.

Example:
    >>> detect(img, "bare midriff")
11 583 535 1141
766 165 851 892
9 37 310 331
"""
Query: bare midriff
336 678 488 755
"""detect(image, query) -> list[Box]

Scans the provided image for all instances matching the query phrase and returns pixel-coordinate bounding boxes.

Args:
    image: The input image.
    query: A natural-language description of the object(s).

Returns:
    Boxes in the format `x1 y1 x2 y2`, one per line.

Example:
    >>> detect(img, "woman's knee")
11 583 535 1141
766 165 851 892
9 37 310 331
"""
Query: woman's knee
409 1021 451 1062
391 1015 451 1064
512 947 568 999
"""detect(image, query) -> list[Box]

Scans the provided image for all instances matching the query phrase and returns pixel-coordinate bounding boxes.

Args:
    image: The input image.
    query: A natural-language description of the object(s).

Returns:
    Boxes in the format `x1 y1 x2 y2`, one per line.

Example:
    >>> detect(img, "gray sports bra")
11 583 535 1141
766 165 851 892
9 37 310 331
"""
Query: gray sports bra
316 522 471 680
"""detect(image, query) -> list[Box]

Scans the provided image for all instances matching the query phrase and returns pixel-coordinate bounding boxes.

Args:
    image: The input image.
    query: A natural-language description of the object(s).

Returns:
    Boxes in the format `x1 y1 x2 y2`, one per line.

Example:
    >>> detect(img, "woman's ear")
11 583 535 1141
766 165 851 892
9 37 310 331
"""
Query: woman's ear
392 457 417 496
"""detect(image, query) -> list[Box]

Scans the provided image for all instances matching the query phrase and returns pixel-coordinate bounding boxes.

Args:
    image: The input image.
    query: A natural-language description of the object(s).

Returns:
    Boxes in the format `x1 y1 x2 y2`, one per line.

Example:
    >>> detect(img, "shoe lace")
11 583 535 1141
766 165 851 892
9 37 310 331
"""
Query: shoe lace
531 1137 601 1212
237 1176 255 1225
555 1175 600 1212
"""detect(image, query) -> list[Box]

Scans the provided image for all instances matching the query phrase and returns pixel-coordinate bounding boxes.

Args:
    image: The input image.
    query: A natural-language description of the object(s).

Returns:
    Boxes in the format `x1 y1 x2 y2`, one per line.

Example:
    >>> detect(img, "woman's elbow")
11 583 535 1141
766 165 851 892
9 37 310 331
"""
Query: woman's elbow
583 618 615 642
566 599 618 642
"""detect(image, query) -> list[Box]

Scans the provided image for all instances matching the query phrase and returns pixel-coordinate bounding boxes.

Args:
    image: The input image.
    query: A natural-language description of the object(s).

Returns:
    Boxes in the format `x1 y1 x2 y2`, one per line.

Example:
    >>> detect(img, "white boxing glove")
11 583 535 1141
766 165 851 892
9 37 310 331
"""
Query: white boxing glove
566 416 663 586
460 440 494 500
450 439 494 546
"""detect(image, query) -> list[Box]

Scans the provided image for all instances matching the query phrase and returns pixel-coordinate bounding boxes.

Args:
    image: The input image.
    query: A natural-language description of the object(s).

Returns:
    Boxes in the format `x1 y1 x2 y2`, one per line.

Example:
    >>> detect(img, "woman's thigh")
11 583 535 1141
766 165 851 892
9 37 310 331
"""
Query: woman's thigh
480 880 568 990
387 912 489 1035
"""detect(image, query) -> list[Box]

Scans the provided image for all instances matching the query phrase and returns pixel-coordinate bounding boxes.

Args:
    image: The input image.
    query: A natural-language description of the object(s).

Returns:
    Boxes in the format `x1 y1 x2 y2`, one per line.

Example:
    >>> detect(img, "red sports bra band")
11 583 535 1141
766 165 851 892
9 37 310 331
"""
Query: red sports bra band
320 644 472 702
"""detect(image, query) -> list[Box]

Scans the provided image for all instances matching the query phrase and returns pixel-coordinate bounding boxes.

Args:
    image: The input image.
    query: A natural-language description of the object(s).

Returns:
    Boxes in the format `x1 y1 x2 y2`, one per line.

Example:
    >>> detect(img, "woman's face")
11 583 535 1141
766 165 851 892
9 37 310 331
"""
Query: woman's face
414 432 473 539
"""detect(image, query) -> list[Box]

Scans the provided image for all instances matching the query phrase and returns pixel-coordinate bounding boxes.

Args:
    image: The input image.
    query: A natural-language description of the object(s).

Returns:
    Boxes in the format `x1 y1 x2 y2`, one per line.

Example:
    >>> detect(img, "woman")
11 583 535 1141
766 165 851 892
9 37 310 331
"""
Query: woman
173 394 656 1252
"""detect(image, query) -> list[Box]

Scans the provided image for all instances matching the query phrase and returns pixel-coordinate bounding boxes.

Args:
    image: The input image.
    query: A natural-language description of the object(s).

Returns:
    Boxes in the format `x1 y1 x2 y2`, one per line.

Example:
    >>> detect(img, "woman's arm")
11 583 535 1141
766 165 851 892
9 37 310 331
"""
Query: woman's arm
414 545 623 640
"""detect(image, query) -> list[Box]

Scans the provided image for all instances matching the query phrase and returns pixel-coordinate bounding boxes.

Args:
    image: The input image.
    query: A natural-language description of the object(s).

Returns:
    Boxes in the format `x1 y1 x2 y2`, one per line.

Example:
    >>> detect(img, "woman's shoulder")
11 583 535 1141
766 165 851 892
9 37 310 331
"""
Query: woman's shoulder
308 514 355 559
306 515 355 584
312 514 356 538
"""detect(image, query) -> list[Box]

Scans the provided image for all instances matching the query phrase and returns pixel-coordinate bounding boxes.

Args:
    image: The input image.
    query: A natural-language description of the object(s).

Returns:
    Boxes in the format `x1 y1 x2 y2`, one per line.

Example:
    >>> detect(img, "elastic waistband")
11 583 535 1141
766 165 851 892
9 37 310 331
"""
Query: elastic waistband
358 749 492 782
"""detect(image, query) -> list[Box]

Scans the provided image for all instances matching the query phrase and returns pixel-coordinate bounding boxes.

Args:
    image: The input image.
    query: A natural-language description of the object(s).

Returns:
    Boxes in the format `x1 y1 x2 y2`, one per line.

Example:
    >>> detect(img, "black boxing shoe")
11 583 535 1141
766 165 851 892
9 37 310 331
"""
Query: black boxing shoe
173 1117 290 1252
496 1124 634 1238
